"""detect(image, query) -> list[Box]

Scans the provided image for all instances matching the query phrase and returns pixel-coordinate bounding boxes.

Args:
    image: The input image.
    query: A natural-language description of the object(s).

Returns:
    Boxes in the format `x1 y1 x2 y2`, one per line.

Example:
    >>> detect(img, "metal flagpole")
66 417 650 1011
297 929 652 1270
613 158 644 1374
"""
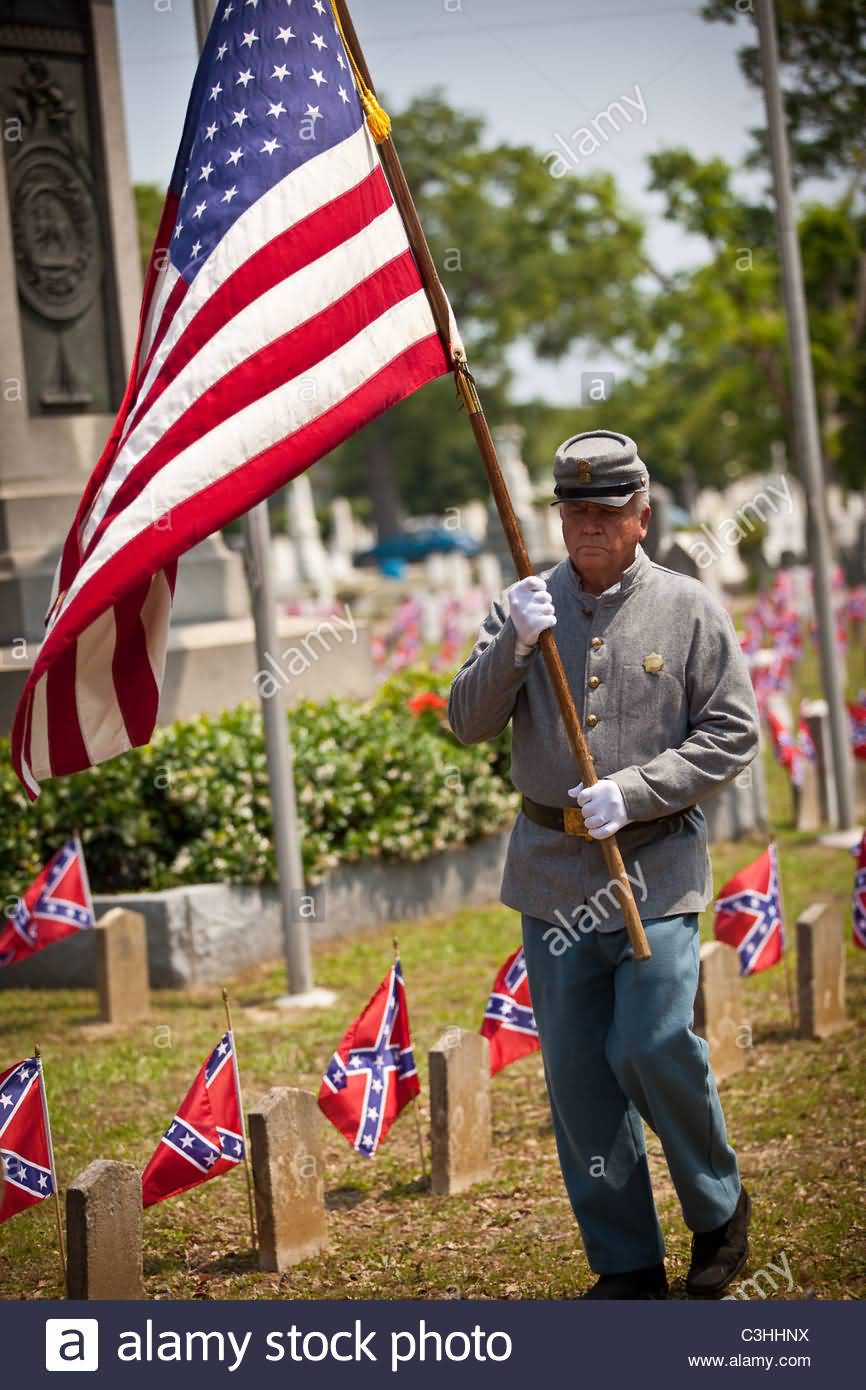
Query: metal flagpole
755 0 856 830
222 988 257 1253
333 0 651 960
769 837 797 1033
34 1046 67 1294
191 0 315 997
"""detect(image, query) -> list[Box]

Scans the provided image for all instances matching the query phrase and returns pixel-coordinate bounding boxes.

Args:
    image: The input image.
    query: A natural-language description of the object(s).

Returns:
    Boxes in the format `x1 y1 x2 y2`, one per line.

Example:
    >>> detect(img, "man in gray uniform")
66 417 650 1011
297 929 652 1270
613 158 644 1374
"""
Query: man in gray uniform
448 430 760 1299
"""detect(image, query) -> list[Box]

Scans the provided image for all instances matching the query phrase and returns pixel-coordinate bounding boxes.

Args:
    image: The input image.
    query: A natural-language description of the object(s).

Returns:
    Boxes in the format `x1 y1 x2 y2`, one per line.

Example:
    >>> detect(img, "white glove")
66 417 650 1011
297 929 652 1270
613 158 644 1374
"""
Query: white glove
507 575 556 655
567 780 630 840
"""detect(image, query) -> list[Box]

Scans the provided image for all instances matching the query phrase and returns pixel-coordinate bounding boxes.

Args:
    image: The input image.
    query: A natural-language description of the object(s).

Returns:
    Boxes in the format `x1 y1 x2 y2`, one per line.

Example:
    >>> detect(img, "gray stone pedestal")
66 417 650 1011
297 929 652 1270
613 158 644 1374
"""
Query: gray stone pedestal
0 4 142 647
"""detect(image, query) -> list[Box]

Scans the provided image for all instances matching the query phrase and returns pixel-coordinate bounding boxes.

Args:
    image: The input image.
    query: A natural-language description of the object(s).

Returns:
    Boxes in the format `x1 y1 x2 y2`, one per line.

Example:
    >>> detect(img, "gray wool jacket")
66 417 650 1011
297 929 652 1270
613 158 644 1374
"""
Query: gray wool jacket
448 544 760 933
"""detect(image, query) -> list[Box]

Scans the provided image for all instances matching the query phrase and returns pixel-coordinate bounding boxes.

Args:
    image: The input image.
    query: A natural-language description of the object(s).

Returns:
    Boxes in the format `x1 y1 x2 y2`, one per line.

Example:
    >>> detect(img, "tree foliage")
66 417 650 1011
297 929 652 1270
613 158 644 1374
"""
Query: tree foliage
702 0 866 189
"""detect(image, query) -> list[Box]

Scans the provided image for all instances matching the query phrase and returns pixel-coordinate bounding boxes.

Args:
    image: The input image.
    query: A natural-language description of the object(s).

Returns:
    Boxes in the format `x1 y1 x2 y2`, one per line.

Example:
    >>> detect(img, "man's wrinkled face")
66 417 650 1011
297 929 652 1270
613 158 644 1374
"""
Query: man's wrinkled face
560 494 651 583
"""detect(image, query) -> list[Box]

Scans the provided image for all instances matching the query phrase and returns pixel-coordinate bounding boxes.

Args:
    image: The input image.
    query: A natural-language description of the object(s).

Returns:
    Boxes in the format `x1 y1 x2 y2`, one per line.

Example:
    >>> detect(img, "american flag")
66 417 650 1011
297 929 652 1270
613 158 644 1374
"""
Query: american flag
0 1057 56 1224
11 0 458 798
714 844 784 976
480 946 540 1076
318 957 419 1156
0 837 95 970
141 1031 246 1206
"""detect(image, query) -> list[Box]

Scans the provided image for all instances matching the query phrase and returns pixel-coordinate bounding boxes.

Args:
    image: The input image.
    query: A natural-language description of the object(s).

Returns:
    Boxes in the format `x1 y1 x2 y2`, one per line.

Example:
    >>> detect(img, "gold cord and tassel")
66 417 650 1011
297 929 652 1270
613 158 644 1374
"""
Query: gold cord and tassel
328 2 392 144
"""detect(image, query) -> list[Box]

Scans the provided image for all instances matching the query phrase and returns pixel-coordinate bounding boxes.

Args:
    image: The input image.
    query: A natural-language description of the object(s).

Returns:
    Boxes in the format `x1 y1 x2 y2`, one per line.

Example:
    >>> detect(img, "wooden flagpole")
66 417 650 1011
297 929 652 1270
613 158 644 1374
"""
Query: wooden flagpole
333 0 650 961
34 1046 67 1294
221 988 258 1253
393 937 428 1178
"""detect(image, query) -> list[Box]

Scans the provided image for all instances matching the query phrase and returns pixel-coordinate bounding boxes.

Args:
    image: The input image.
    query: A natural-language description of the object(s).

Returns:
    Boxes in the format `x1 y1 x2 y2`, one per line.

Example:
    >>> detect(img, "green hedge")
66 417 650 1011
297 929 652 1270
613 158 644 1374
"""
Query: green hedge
0 669 517 895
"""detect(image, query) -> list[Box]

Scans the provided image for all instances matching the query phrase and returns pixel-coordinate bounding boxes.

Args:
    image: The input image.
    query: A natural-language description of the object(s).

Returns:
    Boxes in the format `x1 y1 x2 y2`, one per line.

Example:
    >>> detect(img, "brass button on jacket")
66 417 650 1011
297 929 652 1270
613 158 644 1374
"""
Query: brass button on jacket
586 713 599 727
589 675 601 689
591 637 603 649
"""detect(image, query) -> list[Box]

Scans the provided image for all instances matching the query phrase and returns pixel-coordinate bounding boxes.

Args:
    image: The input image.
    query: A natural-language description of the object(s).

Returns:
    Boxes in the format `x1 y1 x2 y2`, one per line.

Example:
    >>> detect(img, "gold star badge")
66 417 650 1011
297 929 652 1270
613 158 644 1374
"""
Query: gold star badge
576 459 592 483
643 652 665 673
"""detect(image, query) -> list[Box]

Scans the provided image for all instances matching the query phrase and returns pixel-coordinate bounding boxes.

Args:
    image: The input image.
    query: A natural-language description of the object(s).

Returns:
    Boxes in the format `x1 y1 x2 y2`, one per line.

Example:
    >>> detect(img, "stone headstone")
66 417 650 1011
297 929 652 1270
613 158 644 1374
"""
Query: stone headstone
271 534 299 599
802 700 839 827
702 758 768 843
429 1028 491 1196
420 593 442 646
66 1159 143 1300
694 942 748 1082
328 496 360 582
476 551 503 601
444 551 471 596
425 551 448 590
659 537 701 581
287 473 334 603
460 500 488 544
248 1087 327 1272
795 761 823 832
488 423 544 575
95 909 149 1026
643 482 673 562
796 900 848 1040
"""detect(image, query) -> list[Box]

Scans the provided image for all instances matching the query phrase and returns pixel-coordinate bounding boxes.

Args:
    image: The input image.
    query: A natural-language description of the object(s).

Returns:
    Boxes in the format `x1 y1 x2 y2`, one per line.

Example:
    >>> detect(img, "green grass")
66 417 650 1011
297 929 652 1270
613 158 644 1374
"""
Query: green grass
2 626 864 1300
1 784 863 1301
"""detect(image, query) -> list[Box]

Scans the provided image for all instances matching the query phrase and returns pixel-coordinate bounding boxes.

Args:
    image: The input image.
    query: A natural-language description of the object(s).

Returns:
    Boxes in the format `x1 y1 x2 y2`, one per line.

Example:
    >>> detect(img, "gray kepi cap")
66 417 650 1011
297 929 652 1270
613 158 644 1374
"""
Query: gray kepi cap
550 429 649 508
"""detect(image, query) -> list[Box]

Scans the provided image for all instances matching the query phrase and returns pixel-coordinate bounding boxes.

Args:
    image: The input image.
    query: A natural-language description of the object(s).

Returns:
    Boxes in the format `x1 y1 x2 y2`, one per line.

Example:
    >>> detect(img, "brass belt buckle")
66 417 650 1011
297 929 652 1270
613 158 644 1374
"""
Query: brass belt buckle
563 806 593 841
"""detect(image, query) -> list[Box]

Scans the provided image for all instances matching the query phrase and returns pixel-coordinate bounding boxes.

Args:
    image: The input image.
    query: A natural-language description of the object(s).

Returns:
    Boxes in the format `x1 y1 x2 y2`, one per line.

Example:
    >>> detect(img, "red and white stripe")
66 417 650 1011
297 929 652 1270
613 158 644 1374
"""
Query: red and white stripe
13 122 457 797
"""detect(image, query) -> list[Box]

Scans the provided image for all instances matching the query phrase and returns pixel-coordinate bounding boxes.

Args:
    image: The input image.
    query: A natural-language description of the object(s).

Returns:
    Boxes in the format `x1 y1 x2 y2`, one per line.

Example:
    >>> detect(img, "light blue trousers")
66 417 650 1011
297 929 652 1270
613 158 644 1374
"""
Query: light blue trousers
521 912 742 1275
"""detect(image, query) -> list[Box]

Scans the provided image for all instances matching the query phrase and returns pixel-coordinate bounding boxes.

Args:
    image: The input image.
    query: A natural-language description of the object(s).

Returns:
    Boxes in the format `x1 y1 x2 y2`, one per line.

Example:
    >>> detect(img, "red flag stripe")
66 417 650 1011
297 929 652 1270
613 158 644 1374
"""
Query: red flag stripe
84 247 423 561
15 333 445 787
121 166 392 455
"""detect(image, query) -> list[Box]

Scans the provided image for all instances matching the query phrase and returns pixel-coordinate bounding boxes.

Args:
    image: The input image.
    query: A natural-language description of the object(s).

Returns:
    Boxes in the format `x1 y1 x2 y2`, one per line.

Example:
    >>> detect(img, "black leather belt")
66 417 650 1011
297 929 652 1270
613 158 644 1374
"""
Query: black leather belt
521 795 594 840
521 794 694 843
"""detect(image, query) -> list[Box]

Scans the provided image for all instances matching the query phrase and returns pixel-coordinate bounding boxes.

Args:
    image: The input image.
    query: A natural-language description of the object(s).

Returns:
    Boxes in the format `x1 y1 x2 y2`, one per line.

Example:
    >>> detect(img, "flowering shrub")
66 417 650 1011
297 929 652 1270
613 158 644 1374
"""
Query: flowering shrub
0 668 517 894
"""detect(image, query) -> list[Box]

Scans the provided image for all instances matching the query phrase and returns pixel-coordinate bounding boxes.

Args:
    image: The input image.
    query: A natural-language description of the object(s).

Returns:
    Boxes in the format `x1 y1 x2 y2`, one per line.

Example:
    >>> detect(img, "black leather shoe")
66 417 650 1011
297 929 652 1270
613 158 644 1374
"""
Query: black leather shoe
686 1187 752 1298
581 1262 668 1300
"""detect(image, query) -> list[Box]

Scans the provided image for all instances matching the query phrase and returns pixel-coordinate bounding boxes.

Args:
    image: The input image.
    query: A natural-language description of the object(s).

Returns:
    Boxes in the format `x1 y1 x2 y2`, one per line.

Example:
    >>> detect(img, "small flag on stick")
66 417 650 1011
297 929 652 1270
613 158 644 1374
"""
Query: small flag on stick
141 1032 246 1207
0 1055 56 1224
0 837 94 970
480 946 540 1076
318 957 419 1157
714 844 784 976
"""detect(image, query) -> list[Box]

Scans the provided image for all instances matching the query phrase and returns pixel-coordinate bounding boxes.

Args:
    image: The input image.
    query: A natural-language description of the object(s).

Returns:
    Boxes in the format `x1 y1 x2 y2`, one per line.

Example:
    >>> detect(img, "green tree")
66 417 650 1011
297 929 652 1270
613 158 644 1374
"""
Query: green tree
329 91 656 532
641 150 865 489
133 183 165 279
702 0 866 189
700 1 866 489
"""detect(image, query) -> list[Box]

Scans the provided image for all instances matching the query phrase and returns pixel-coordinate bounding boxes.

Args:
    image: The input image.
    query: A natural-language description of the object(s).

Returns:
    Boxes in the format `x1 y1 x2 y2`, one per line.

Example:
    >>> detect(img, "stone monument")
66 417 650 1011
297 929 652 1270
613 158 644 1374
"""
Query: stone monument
0 2 143 655
0 3 373 735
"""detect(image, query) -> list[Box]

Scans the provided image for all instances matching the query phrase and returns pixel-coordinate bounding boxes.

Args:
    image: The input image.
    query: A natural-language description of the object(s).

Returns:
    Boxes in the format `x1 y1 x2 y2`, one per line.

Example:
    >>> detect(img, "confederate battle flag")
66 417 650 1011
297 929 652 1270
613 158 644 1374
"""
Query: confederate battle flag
480 946 540 1076
0 838 94 970
141 1032 245 1207
319 958 419 1157
0 1057 56 1224
853 832 866 952
714 844 784 976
